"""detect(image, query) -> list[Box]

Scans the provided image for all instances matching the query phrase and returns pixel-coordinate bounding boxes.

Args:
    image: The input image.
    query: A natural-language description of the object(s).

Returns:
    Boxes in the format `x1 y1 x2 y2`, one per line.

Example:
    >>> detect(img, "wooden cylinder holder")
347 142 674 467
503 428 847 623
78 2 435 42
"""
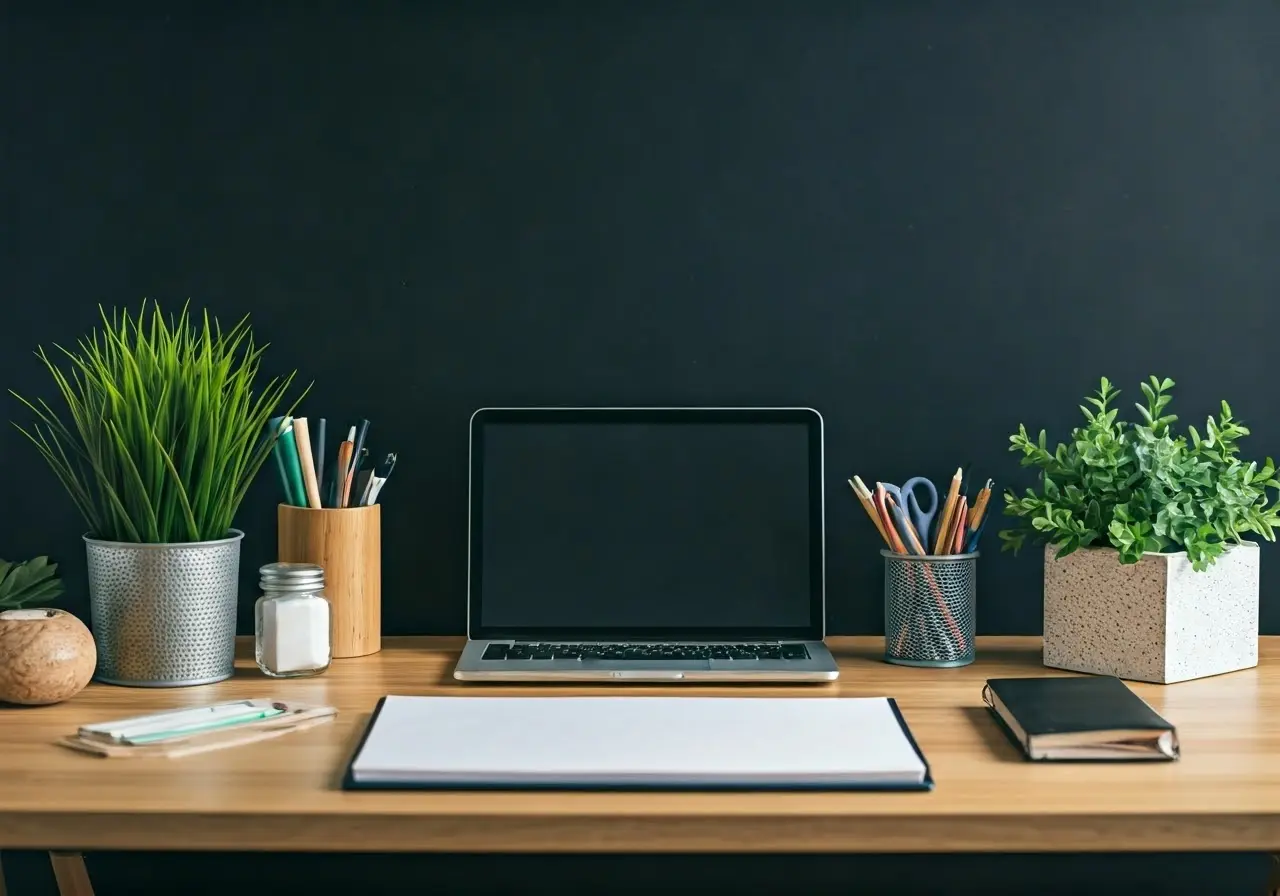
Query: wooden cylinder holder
277 504 381 658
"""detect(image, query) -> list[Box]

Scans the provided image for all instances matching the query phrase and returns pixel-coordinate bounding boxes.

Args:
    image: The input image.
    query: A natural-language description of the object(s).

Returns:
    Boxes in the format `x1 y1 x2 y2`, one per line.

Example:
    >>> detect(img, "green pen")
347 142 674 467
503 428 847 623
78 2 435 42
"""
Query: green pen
122 706 287 745
268 416 293 503
276 418 308 507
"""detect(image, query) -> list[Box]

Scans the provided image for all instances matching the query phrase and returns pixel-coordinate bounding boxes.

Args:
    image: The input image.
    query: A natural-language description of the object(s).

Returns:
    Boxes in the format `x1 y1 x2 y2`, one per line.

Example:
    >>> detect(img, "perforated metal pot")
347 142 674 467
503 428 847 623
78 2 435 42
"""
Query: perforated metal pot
84 530 244 687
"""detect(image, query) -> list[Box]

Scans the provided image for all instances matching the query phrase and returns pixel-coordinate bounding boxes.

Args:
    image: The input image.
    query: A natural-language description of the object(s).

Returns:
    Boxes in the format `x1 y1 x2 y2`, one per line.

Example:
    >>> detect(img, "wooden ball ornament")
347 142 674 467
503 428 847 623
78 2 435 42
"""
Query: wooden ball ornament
0 608 97 704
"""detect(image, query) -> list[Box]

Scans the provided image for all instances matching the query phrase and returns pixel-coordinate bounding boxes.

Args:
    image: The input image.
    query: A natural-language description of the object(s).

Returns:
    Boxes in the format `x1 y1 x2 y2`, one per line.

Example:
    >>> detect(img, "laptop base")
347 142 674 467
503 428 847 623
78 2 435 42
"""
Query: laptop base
453 640 840 683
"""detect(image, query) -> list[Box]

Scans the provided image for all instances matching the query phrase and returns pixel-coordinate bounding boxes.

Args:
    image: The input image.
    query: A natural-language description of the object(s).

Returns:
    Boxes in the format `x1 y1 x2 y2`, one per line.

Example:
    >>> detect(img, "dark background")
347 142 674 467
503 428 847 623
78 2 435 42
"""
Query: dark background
2 1 1278 893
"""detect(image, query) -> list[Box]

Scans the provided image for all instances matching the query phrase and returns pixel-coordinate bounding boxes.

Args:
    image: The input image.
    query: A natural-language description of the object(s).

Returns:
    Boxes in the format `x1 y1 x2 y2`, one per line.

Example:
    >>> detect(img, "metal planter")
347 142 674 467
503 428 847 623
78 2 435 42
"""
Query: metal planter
84 530 244 687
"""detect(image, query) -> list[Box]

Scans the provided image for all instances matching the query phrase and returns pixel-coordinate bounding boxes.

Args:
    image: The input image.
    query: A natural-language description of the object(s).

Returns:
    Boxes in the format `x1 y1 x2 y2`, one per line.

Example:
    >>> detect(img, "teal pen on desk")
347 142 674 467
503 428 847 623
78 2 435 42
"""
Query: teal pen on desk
122 707 286 745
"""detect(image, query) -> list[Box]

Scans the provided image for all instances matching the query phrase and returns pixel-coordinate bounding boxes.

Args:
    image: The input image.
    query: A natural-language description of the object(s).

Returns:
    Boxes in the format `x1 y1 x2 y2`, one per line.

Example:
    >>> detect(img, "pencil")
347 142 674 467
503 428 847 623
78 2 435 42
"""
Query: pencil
336 427 355 508
873 484 908 554
932 466 963 554
950 497 969 554
887 496 928 555
292 418 323 509
345 419 370 508
849 477 892 547
969 478 993 532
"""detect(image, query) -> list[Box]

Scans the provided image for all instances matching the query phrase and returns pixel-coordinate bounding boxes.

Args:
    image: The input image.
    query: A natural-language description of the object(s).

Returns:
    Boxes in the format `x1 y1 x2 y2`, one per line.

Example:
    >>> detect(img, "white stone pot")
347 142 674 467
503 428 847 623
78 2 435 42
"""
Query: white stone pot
1042 542 1259 684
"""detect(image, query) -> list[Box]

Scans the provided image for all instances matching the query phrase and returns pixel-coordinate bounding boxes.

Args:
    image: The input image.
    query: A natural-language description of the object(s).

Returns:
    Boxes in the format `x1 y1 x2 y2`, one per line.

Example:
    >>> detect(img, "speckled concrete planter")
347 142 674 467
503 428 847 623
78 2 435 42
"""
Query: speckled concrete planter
1042 543 1259 684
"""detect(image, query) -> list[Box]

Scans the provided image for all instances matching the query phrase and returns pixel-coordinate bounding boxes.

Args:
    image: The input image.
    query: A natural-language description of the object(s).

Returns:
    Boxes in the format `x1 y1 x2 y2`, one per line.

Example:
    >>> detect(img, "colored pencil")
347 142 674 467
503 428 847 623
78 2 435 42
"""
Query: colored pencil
969 478 993 532
873 484 908 553
849 476 892 547
932 466 964 554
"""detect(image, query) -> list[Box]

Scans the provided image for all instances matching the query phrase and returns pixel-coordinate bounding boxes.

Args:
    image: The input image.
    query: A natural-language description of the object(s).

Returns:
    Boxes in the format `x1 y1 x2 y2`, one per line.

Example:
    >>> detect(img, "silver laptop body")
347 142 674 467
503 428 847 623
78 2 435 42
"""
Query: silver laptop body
453 406 839 683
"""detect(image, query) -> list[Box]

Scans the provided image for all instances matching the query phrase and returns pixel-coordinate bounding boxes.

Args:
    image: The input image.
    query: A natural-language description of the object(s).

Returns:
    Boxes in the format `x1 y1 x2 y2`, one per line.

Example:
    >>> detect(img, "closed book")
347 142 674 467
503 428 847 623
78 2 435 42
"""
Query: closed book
982 676 1179 762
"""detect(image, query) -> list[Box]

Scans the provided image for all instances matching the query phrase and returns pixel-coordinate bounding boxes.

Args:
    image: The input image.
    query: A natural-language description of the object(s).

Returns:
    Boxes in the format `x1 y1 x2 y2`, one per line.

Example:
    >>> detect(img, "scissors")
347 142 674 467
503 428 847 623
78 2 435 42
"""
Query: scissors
880 477 939 548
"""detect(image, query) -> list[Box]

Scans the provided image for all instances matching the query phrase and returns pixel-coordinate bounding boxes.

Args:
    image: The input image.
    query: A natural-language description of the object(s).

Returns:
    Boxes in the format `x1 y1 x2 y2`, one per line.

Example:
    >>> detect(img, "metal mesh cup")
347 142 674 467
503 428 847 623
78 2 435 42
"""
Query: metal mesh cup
882 549 978 667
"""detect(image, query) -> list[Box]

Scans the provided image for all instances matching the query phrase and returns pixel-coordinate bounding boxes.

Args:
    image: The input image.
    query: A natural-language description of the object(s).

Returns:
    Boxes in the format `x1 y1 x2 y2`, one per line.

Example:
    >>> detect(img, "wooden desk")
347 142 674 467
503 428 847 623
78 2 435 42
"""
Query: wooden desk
0 636 1277 855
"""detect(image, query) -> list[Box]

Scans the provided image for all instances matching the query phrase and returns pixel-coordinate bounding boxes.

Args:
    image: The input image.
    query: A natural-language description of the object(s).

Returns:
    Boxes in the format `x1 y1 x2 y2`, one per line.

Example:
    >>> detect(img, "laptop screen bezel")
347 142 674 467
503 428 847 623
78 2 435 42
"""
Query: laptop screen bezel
466 406 826 642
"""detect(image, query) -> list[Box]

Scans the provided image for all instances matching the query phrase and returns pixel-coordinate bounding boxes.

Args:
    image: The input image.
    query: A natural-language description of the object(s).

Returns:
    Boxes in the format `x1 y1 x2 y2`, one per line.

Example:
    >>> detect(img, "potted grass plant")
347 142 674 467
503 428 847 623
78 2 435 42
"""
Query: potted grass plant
11 302 307 686
1000 376 1280 684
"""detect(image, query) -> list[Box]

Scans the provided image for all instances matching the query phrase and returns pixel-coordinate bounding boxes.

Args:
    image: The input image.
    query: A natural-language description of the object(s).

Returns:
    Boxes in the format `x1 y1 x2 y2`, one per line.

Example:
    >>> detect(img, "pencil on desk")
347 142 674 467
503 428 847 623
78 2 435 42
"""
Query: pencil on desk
932 466 963 554
849 476 892 547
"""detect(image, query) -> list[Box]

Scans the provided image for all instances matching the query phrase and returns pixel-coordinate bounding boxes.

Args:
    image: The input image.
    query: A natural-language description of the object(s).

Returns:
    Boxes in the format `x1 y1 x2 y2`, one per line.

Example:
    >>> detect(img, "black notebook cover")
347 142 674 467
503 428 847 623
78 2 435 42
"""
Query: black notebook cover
983 676 1178 762
342 696 935 792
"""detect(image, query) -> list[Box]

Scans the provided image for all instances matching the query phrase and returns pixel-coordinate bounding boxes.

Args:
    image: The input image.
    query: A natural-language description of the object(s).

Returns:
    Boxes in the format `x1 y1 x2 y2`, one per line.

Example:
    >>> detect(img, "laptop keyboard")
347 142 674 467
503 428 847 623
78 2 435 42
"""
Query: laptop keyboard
482 643 810 661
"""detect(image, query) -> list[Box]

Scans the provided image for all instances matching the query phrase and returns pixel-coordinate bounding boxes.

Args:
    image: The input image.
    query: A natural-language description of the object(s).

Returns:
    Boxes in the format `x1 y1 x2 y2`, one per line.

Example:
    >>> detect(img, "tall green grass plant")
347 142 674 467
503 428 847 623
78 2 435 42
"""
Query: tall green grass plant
11 301 309 543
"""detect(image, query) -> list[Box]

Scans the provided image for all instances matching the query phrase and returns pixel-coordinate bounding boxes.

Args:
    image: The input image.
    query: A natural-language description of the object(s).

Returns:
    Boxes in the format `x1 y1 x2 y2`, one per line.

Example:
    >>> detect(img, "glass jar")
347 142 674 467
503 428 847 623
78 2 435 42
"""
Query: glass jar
254 562 331 678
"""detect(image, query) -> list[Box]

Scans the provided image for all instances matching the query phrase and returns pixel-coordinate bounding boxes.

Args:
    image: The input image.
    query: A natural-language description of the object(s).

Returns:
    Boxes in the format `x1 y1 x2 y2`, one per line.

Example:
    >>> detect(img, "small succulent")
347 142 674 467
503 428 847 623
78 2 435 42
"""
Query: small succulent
0 557 65 609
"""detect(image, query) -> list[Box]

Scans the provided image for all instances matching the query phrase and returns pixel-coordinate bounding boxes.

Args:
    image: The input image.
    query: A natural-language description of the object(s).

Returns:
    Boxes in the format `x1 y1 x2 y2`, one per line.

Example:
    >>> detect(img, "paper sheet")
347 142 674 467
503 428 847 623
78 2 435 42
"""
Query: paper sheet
350 696 927 787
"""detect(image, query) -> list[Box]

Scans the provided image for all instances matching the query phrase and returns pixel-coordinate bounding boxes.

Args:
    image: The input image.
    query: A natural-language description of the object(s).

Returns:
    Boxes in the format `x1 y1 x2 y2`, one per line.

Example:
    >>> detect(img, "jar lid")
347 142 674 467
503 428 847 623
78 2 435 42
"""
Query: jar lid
259 562 324 589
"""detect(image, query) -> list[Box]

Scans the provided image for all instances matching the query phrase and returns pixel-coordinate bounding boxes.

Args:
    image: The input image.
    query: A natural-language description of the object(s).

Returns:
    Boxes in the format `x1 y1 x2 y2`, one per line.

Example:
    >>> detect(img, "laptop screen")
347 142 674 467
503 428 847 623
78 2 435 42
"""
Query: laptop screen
468 408 824 641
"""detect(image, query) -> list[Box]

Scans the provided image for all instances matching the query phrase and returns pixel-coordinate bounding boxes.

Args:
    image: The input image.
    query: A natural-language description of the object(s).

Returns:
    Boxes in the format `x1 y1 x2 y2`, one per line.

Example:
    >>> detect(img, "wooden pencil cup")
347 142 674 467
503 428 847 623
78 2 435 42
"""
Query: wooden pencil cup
277 504 381 658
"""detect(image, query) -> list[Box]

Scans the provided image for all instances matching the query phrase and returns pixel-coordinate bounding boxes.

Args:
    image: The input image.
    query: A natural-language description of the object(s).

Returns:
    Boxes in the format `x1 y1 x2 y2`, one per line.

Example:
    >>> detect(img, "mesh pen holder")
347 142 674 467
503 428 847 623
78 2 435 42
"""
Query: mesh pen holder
883 549 978 668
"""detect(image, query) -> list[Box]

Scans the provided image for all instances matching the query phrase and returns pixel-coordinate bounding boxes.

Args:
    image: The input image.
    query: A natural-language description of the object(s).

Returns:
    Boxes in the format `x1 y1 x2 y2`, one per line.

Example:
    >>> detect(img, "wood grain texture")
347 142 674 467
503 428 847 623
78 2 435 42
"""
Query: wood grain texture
49 853 94 896
1 636 1279 854
277 503 381 657
0 609 96 704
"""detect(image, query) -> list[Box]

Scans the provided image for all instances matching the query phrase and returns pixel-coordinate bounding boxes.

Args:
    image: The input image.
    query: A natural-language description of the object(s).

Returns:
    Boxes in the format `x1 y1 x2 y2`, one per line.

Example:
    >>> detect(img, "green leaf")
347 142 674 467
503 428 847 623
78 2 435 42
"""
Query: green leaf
999 376 1280 571
0 556 65 609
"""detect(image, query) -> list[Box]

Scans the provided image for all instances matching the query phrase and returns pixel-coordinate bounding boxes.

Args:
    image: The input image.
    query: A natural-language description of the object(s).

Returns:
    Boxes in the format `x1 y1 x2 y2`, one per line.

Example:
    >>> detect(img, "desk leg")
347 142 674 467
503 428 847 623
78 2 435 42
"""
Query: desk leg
49 852 94 896
0 852 7 896
1270 853 1280 896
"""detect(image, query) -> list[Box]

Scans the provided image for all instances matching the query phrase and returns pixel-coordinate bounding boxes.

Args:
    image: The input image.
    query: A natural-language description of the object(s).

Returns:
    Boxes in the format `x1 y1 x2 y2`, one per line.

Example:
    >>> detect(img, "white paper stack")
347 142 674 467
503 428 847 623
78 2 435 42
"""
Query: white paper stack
346 695 930 790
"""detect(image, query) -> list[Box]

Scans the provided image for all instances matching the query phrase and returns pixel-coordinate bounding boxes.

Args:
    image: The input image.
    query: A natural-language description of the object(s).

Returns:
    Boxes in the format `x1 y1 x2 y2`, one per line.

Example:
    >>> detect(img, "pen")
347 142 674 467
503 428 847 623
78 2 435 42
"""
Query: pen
315 418 327 509
366 452 397 505
966 514 991 553
276 418 308 507
344 419 370 508
353 469 373 507
267 416 291 504
336 426 355 508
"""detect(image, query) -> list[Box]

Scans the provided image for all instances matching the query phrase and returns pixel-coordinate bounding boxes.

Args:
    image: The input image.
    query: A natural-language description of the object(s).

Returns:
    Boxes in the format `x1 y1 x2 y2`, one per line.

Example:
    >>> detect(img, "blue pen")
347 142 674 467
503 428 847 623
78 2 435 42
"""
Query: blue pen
965 515 990 553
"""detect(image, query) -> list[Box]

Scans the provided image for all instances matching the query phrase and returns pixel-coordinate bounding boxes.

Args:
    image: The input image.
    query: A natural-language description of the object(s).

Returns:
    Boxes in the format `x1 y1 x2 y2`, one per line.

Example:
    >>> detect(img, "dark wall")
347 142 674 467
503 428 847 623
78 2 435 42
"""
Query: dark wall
4 1 1280 640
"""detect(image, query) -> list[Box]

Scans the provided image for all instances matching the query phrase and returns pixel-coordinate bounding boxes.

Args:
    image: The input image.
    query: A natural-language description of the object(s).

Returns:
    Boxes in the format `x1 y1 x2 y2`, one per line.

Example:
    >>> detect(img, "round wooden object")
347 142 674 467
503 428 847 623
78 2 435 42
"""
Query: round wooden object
0 608 97 705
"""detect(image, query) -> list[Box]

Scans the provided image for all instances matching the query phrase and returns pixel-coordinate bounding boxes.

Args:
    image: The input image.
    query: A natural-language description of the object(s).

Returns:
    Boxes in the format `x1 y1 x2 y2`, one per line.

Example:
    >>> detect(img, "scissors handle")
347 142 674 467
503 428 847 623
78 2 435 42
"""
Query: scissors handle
900 476 939 547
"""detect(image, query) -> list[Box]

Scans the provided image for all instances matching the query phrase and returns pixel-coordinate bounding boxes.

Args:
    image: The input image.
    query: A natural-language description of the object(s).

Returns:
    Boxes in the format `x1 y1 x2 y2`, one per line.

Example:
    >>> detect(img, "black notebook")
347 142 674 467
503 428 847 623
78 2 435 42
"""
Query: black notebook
982 676 1179 762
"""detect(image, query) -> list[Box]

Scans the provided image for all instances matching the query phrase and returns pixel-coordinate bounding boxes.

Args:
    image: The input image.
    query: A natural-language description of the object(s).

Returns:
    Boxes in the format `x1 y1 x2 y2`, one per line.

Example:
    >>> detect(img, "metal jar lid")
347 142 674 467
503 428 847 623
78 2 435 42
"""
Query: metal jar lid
259 561 325 592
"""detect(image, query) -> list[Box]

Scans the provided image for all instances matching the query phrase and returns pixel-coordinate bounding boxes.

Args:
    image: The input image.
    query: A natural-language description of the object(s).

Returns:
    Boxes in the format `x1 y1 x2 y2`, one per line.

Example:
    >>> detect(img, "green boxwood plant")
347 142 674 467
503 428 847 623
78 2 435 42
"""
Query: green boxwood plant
1000 376 1280 571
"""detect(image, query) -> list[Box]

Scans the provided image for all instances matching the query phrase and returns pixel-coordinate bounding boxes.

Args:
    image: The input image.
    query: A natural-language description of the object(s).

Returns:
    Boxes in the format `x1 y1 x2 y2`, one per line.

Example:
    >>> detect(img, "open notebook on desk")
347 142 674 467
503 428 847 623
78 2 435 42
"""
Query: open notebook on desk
343 695 932 791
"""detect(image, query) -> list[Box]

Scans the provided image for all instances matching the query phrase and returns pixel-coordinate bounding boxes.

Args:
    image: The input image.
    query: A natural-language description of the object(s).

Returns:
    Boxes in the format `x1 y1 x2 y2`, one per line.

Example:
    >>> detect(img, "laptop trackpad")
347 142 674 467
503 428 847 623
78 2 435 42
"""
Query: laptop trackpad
580 660 711 671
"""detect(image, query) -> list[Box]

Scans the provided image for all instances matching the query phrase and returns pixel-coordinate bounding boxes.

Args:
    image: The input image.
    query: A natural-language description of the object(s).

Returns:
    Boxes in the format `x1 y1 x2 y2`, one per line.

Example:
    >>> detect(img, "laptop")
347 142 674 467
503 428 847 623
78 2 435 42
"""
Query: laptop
453 407 839 683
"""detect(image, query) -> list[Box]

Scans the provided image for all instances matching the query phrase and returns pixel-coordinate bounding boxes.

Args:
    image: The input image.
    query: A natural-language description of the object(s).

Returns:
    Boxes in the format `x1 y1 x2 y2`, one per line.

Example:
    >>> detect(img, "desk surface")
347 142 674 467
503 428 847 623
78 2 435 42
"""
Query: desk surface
1 636 1277 854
